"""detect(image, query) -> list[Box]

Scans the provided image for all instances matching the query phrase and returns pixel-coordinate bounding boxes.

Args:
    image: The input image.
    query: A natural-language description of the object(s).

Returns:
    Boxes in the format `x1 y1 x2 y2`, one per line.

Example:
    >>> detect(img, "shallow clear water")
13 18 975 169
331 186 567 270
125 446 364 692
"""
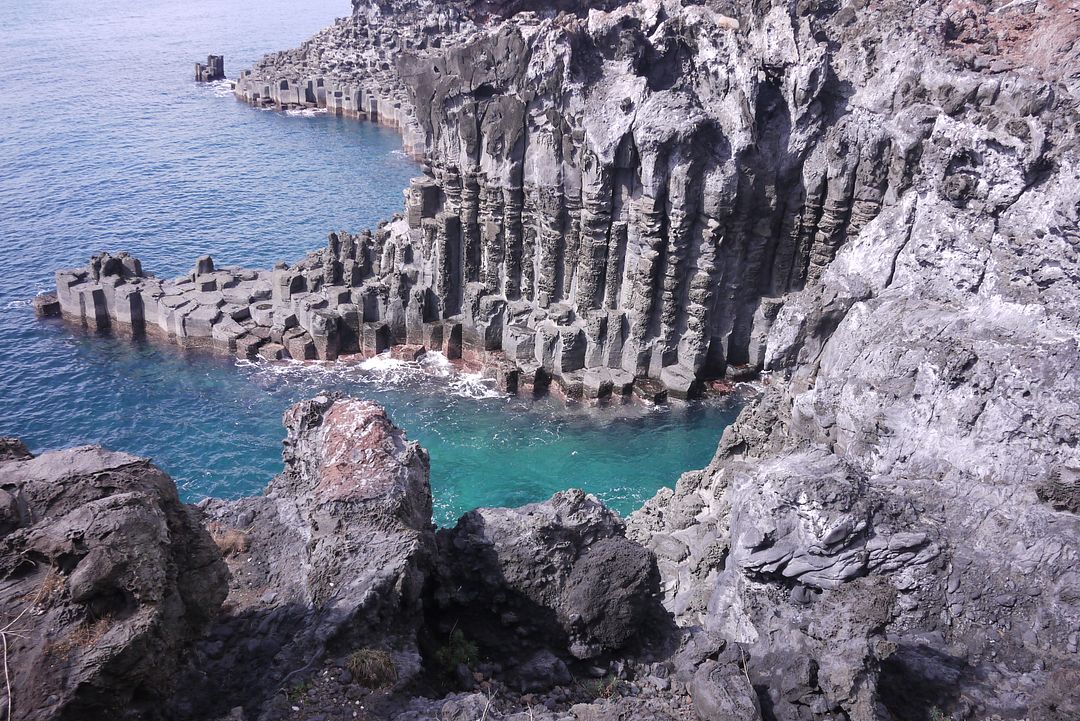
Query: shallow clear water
0 0 744 525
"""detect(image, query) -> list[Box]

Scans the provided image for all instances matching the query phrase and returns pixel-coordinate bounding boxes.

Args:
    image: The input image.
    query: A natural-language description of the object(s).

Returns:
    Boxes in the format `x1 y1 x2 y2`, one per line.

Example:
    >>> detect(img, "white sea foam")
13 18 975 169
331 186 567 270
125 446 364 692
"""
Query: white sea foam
357 352 405 372
234 350 505 400
284 108 327 117
418 351 453 376
210 79 235 98
449 372 501 400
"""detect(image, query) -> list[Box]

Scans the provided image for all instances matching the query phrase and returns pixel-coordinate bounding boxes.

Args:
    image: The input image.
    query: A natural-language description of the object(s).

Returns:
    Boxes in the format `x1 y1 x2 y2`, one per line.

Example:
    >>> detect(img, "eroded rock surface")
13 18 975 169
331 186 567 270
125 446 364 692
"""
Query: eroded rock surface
218 0 1077 410
0 442 227 721
37 0 1080 718
433 489 668 685
183 396 435 720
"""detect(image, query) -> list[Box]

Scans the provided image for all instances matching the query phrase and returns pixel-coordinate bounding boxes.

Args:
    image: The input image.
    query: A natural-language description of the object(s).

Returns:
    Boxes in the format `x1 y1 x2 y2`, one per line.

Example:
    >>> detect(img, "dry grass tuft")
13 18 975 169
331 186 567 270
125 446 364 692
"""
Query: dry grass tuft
34 569 65 608
47 617 111 656
209 524 251 556
347 648 398 689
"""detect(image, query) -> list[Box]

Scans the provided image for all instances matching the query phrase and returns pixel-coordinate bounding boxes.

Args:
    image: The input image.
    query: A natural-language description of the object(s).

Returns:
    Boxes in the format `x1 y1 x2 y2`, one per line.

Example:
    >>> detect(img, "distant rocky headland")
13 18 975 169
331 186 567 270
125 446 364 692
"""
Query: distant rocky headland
17 0 1080 719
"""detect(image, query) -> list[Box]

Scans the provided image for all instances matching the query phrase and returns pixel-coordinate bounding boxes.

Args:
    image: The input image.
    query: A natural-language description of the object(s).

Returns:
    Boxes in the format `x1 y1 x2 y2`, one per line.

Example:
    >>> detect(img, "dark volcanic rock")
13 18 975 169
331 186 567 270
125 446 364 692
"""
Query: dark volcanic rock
0 445 227 721
185 395 435 720
434 489 668 681
0 437 32 462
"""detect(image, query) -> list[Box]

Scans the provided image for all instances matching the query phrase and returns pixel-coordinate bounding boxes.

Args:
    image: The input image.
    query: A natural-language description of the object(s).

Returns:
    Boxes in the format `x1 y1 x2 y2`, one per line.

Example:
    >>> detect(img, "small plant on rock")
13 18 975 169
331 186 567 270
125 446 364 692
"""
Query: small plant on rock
285 677 310 702
433 627 478 676
578 675 620 701
347 648 398 689
35 568 65 608
47 617 110 655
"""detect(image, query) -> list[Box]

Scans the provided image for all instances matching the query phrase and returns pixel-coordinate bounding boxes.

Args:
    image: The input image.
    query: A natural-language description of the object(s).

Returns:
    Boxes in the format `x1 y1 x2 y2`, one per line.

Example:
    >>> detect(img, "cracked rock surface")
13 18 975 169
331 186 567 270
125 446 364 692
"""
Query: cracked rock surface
234 0 1080 716
0 442 227 721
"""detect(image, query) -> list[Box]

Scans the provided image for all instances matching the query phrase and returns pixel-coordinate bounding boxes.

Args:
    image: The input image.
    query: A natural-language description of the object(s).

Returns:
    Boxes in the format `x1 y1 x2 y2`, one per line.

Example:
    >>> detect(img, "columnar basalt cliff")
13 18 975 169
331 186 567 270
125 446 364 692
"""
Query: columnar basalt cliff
226 0 1080 717
38 0 1080 718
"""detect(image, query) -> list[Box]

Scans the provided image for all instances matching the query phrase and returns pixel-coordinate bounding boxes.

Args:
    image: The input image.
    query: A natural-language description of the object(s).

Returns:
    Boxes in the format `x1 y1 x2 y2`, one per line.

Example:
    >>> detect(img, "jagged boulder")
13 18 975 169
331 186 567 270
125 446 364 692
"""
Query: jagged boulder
433 489 667 684
182 395 435 720
0 443 228 721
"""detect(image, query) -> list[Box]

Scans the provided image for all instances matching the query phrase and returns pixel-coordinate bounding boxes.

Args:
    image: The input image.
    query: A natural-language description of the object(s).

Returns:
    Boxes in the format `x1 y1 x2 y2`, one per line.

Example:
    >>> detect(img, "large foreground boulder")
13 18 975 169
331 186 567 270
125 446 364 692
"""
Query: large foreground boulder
0 441 228 721
184 395 435 720
433 489 668 688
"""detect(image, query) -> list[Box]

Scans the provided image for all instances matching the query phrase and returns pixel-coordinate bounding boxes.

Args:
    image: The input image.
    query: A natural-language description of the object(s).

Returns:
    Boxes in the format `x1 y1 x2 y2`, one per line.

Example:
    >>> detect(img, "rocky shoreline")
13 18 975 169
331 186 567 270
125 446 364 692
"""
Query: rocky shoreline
43 247 726 403
0 398 713 721
19 0 1080 719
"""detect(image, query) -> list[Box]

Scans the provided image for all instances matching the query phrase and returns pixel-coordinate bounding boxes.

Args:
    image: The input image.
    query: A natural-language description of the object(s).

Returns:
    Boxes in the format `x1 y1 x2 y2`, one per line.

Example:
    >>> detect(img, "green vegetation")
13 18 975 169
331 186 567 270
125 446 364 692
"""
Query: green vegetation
578 674 620 701
285 678 311 701
433 628 478 675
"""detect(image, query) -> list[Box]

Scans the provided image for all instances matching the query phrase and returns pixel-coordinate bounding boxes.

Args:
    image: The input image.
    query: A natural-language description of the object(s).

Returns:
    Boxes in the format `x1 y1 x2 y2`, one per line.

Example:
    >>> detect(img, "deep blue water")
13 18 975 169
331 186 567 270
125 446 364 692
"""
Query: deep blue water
0 0 743 525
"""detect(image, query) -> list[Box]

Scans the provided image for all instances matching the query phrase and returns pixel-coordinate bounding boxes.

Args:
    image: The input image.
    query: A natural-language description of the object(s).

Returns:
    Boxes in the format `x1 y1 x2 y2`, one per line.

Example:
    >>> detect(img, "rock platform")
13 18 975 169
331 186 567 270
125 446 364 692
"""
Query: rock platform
53 242 715 401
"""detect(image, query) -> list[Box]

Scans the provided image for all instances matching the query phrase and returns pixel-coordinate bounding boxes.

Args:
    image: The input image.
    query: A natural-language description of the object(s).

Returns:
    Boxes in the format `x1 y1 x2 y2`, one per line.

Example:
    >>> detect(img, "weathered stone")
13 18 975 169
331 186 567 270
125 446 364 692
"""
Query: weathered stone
660 364 702 400
249 301 275 327
435 489 665 672
583 368 614 400
283 328 316 360
33 292 61 317
188 396 434 719
258 342 286 360
195 55 224 82
0 445 227 721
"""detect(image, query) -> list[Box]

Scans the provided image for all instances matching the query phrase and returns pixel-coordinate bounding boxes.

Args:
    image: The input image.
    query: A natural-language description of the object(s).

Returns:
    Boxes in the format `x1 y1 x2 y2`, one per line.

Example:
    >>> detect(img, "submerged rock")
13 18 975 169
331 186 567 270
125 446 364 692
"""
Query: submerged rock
0 444 228 721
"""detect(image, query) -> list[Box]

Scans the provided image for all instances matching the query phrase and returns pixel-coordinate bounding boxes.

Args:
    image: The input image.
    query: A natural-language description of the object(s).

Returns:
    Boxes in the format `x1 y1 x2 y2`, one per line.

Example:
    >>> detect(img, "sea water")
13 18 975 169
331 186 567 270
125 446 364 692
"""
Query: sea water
0 0 744 525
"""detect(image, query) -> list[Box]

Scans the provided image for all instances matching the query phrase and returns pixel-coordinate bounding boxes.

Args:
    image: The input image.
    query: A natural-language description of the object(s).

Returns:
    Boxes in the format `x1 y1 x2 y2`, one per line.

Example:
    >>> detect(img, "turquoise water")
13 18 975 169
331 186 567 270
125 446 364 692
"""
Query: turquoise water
0 0 743 525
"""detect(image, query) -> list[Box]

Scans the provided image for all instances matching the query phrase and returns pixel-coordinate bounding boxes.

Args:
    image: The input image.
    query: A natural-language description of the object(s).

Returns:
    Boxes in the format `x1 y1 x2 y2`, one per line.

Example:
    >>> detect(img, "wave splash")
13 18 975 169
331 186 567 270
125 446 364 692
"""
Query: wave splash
235 351 503 400
284 107 328 117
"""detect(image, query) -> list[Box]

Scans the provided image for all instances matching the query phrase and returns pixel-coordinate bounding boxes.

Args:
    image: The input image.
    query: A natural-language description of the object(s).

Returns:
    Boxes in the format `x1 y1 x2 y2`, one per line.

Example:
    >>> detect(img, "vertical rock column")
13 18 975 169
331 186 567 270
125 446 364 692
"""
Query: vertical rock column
502 183 525 300
435 212 463 317
480 178 505 292
623 193 666 375
574 157 614 312
461 170 482 284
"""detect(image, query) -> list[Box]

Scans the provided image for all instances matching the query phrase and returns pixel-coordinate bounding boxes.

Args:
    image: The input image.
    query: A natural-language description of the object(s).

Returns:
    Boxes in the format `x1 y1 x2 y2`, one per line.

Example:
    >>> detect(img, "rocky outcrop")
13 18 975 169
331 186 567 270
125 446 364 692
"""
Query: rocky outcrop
225 0 1080 716
195 55 224 82
0 442 228 721
180 395 434 720
222 0 1080 410
433 489 668 688
2 403 683 721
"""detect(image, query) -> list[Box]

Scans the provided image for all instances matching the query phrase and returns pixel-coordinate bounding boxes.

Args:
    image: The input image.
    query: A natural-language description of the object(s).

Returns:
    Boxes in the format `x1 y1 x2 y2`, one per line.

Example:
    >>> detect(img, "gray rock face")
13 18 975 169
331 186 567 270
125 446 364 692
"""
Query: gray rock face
195 55 224 82
182 395 435 720
223 0 1080 414
0 444 228 721
433 489 666 677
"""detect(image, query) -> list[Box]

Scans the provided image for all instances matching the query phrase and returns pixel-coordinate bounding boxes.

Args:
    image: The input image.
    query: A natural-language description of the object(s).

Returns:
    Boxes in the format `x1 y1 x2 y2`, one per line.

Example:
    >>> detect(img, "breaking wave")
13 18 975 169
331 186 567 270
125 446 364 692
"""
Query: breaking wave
234 351 504 400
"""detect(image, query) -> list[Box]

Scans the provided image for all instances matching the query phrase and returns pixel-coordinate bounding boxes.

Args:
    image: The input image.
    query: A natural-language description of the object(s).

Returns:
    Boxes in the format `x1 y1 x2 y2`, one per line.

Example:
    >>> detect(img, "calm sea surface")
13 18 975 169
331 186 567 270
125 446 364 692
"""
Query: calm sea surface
0 0 743 524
